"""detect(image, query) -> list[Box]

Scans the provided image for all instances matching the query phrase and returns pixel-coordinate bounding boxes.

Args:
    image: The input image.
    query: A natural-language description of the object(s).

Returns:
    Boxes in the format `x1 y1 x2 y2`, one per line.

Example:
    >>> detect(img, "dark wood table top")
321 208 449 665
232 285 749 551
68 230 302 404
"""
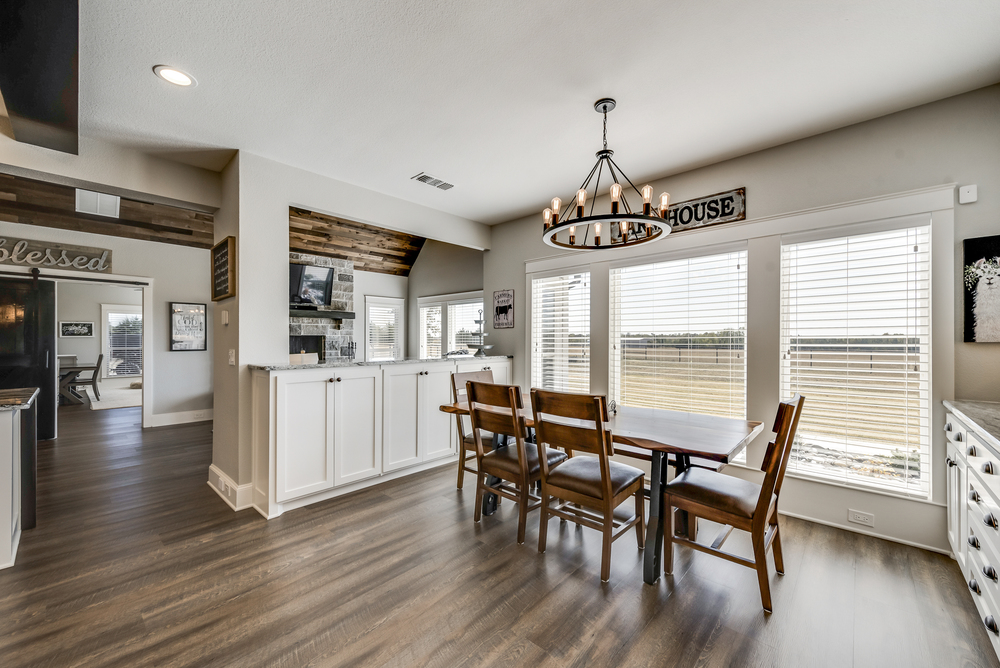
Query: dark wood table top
440 400 764 464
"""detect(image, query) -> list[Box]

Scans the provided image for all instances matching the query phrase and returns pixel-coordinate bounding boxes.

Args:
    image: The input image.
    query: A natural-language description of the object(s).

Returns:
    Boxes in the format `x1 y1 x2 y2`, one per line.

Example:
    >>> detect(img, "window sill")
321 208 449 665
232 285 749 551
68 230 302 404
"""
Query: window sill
724 461 944 507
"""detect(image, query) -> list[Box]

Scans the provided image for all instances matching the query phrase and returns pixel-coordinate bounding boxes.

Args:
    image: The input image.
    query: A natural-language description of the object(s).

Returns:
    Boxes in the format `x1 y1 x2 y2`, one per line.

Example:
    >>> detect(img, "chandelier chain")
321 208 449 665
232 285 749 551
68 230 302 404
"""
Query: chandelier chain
603 109 608 151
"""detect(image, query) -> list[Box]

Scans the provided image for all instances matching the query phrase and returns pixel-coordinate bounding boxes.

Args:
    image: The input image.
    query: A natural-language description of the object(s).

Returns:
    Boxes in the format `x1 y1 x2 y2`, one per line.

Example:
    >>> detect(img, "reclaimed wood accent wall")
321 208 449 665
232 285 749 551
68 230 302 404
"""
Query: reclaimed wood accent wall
289 207 425 276
0 173 214 249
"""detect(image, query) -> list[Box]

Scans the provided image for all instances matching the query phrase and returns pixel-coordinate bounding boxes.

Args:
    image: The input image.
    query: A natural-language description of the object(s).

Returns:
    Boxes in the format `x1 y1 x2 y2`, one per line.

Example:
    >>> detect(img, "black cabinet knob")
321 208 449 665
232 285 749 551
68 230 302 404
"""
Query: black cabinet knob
984 462 996 475
985 513 998 530
986 616 999 635
970 535 982 550
985 565 998 582
970 578 982 595
947 457 957 467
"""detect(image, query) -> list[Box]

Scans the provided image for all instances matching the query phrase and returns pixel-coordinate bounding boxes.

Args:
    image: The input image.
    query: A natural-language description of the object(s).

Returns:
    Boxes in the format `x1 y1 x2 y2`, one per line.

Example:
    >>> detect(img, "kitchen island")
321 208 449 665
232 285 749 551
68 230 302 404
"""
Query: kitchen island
0 387 38 569
246 356 511 518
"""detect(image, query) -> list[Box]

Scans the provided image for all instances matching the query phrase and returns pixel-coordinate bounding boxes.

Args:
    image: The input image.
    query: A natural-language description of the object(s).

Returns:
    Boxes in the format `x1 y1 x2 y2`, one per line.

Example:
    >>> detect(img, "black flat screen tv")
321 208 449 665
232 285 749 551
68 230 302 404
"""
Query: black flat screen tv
289 264 335 306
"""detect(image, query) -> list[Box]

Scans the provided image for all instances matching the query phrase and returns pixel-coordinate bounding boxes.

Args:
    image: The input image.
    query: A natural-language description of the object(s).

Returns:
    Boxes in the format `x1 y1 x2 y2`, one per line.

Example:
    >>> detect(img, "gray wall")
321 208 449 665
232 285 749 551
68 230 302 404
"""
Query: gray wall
406 239 485 357
486 83 1000 403
56 282 142 367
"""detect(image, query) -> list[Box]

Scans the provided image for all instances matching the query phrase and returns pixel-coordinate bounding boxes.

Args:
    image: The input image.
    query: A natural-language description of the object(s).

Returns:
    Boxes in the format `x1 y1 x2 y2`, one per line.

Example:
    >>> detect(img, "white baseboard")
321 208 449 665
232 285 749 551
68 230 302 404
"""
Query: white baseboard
777 510 950 555
208 464 253 511
147 408 214 428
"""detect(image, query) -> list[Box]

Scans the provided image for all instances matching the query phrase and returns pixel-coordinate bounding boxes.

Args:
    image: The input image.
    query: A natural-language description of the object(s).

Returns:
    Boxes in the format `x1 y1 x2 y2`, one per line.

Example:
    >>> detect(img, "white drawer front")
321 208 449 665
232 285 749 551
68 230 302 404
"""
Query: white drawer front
969 474 1000 558
968 545 1000 650
946 412 968 446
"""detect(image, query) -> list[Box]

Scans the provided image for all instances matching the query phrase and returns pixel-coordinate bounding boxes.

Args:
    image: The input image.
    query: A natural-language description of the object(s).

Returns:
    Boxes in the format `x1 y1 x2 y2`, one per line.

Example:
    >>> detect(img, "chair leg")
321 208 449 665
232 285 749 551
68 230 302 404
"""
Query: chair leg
752 533 773 612
474 471 485 523
634 488 645 550
456 452 466 489
600 508 614 582
538 489 549 553
771 518 785 575
92 378 100 401
664 499 674 575
516 484 530 545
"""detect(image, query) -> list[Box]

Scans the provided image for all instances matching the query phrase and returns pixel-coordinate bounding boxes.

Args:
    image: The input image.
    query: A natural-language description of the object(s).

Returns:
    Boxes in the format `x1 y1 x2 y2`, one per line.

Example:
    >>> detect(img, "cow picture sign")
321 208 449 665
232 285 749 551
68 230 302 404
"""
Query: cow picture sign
493 289 514 329
663 187 746 234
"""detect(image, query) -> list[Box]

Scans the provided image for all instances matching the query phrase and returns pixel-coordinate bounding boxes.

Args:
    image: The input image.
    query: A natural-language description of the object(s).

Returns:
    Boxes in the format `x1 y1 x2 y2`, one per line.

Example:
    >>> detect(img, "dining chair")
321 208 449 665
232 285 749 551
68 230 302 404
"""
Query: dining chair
663 394 805 612
70 354 104 402
530 388 646 582
467 381 567 544
451 370 493 489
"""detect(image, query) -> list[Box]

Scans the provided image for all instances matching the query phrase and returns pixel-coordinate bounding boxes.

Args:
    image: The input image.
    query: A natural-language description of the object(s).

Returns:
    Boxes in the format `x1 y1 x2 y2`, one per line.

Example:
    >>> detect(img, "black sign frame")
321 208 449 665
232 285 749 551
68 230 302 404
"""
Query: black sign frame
212 236 236 302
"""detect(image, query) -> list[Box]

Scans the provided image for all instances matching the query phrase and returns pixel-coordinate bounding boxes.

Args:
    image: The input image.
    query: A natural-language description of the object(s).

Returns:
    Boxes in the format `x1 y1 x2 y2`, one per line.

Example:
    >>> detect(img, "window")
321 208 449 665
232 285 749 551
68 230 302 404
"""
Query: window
531 272 590 392
102 304 143 377
780 225 930 497
419 305 442 359
365 296 404 362
610 250 747 419
416 292 483 358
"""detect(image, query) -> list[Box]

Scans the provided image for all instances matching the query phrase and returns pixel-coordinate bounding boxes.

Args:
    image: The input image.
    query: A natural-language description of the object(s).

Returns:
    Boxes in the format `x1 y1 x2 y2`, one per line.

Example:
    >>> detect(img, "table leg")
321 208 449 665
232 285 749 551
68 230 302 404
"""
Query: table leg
59 372 84 405
643 450 667 584
672 454 697 539
481 433 505 516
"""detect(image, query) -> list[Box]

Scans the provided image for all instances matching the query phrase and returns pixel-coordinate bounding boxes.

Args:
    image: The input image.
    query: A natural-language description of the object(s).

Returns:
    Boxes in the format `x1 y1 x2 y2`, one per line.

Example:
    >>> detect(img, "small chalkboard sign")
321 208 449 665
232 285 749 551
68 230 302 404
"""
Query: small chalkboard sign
212 236 236 302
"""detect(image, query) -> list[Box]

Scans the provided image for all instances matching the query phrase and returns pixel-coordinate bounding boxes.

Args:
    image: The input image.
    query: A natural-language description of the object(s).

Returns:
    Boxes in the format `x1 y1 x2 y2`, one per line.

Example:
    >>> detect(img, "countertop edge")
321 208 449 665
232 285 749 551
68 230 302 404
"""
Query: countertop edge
0 387 40 411
943 400 1000 457
249 356 513 372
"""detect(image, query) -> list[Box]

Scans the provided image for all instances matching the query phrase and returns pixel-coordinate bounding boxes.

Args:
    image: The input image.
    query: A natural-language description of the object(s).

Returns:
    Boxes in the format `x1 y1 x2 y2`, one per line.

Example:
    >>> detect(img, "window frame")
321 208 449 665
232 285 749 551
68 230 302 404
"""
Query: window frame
364 296 405 362
101 302 143 379
416 290 483 359
528 269 592 394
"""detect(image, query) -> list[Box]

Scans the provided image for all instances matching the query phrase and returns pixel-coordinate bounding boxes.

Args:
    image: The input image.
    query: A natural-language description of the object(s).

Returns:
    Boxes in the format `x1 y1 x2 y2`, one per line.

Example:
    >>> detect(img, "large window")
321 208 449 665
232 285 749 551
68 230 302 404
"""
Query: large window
417 292 482 358
780 225 931 497
365 296 404 362
610 250 747 418
102 303 142 377
531 272 590 392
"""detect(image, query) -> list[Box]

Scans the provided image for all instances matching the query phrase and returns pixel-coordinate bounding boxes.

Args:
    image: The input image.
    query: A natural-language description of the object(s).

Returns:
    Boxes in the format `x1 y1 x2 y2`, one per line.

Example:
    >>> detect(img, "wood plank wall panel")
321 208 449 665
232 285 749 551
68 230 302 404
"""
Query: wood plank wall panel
289 207 425 276
0 173 214 249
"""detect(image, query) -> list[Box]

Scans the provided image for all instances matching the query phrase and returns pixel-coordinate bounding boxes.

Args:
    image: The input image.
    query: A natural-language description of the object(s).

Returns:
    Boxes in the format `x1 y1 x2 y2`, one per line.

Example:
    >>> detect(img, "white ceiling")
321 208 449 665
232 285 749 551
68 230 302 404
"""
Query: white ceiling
79 0 1000 224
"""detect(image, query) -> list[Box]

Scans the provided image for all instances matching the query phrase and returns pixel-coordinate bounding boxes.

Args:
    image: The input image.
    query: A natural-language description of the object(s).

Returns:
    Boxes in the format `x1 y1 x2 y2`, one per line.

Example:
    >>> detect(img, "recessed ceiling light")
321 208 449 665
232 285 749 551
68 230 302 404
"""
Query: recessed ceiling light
153 65 196 87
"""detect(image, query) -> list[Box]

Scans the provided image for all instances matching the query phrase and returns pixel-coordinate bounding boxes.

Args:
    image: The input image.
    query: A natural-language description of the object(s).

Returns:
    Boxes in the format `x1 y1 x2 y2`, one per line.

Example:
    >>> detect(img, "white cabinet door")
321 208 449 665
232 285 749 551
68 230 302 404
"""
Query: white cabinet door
383 365 421 472
333 367 383 486
947 441 968 568
420 364 455 462
275 371 335 502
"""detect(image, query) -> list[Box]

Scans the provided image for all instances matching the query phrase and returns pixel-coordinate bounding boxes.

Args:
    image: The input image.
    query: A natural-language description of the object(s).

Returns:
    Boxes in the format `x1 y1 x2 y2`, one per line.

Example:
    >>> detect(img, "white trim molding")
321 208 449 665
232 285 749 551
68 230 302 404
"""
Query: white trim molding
147 408 214 428
208 464 253 511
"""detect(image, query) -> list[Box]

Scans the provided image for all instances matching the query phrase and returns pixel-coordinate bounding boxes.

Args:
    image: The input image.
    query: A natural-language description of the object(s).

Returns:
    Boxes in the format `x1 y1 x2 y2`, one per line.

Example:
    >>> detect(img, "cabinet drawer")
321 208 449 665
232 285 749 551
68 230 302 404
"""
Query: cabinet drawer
970 447 1000 506
966 557 1000 651
969 476 1000 557
946 413 968 446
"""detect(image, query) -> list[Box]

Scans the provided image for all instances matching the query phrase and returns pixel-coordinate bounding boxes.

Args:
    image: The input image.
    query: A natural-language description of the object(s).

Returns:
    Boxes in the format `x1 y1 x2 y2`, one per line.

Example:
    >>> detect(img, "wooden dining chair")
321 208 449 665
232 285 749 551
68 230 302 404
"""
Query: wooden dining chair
70 354 104 401
663 394 805 612
468 381 568 544
530 388 646 582
451 370 494 489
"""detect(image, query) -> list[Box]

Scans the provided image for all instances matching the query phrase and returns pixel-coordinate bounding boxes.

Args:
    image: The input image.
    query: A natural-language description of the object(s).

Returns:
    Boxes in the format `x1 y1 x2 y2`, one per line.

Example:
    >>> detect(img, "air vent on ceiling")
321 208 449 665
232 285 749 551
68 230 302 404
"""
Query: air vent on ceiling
411 172 454 191
75 189 120 218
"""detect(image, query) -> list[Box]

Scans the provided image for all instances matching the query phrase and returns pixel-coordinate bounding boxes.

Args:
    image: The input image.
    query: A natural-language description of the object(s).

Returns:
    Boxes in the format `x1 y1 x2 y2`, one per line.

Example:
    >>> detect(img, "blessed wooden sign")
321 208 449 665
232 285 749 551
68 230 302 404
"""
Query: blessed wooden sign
0 237 112 273
664 187 746 233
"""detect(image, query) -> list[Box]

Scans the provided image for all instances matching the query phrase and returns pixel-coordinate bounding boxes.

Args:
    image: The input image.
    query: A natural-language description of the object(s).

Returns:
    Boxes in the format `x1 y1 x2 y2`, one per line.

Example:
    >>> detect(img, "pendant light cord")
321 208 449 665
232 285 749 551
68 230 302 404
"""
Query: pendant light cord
603 109 608 151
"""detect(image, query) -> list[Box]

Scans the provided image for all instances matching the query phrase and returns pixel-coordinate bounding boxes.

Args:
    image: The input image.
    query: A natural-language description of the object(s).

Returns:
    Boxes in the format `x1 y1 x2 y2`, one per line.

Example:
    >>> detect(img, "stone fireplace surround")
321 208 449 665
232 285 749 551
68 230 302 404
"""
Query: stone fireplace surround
289 252 355 360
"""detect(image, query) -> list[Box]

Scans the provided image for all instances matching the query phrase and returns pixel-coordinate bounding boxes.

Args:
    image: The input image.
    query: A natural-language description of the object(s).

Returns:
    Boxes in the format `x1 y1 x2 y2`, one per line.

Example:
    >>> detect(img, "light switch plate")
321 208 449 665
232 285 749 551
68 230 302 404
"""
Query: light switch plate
959 184 978 204
221 310 229 325
228 349 236 366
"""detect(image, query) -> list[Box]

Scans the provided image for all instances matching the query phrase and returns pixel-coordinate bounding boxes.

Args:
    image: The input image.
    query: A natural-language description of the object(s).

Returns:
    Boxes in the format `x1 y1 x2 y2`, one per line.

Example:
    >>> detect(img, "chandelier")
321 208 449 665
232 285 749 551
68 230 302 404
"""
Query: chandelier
542 98 671 251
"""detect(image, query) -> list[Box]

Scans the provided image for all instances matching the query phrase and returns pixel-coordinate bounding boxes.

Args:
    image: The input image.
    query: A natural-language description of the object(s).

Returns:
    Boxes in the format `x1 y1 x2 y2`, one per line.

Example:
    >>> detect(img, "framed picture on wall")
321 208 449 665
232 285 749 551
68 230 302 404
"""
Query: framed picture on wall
493 289 514 329
170 303 207 351
964 234 1000 342
60 322 94 337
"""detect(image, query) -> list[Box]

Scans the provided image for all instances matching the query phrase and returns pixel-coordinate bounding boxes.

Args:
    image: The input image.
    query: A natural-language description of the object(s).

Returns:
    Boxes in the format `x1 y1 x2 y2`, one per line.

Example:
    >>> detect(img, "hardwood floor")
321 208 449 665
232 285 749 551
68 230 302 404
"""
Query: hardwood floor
0 405 996 667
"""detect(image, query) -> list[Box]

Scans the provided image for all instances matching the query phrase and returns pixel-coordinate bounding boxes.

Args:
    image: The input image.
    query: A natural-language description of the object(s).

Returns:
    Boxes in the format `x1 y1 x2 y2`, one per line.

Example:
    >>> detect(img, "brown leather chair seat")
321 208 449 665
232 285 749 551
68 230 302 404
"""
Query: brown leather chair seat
482 443 567 478
666 466 773 520
463 431 493 447
546 456 644 499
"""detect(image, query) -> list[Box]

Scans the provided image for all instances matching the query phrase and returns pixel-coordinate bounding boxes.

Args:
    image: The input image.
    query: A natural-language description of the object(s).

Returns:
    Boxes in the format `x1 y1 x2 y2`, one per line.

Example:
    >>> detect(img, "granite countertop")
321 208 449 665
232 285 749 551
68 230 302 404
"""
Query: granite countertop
250 355 512 372
0 387 40 411
944 400 1000 454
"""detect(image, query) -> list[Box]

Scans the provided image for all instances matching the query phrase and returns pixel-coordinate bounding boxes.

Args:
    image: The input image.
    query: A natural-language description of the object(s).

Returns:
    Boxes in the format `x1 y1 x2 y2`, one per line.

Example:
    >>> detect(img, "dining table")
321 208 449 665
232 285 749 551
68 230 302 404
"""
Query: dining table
440 397 764 585
58 363 97 405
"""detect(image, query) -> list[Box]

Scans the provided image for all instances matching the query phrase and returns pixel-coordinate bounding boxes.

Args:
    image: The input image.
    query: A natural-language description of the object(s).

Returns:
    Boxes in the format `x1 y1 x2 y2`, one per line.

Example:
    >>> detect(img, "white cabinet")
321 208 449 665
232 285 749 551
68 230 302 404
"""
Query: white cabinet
334 367 383 486
946 438 967 570
382 363 455 472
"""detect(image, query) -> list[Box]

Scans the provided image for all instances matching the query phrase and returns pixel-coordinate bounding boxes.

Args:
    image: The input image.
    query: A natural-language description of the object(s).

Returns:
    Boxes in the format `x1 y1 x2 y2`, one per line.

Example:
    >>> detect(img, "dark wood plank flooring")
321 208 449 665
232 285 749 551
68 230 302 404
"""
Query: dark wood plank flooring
0 405 996 667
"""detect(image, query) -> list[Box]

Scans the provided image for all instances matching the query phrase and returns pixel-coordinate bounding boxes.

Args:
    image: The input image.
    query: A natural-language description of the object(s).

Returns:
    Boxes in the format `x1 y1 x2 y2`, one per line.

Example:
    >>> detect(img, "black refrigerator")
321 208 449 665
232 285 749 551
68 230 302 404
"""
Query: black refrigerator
0 276 56 440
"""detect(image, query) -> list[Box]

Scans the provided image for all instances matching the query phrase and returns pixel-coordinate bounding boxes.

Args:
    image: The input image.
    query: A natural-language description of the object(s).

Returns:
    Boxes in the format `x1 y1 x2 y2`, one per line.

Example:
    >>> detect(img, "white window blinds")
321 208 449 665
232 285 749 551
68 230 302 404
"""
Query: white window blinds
610 250 747 419
366 298 404 362
447 301 483 353
780 225 931 497
107 312 143 377
531 272 590 392
419 305 442 359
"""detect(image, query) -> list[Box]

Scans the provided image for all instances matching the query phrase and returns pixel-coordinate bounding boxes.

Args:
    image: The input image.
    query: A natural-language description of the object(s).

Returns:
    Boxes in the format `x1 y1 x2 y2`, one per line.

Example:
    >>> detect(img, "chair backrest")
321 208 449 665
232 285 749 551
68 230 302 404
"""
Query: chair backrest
451 370 493 439
754 394 805 517
530 388 614 494
466 381 528 471
94 354 104 379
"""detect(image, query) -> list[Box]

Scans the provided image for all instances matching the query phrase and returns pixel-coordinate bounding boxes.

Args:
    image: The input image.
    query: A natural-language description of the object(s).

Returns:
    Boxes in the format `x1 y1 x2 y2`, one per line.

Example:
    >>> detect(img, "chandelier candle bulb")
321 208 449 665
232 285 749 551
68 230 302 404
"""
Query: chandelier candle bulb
569 226 576 245
659 192 671 217
642 185 653 215
576 189 587 218
595 222 602 246
542 208 552 230
610 183 622 215
551 198 562 225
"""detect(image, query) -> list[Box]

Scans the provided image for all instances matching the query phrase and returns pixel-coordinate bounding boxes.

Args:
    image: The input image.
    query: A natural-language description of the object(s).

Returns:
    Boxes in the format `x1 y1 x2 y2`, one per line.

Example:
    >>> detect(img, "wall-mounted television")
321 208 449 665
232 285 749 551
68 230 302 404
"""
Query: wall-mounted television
289 263 335 306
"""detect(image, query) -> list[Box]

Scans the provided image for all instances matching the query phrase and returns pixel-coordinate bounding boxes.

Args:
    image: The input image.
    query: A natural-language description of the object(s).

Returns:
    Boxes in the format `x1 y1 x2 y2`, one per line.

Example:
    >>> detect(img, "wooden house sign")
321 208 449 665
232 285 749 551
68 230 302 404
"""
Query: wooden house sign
0 237 112 273
664 187 746 234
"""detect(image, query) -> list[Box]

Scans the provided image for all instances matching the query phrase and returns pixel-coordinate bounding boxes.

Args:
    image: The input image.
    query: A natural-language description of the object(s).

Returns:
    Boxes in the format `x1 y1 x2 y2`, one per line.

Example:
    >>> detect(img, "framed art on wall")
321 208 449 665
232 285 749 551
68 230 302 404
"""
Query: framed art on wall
212 236 236 302
493 289 514 329
170 303 207 351
964 234 1000 343
60 322 94 337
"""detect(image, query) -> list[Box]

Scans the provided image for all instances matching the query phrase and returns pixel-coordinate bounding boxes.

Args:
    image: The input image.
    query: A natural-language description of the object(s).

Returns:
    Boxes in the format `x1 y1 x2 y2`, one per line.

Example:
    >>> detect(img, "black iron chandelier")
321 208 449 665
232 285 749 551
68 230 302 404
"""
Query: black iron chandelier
542 98 671 251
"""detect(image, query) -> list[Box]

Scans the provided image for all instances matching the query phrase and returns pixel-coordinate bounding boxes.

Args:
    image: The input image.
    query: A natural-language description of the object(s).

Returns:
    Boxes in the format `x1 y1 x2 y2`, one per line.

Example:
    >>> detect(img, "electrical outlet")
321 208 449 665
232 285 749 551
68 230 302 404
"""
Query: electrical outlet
228 349 236 366
194 411 205 419
849 509 875 528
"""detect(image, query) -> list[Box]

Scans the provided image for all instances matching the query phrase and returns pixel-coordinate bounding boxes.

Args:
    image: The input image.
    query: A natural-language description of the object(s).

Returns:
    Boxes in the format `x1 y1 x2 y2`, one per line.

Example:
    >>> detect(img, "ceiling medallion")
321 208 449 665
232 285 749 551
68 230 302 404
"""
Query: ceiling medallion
542 98 670 251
